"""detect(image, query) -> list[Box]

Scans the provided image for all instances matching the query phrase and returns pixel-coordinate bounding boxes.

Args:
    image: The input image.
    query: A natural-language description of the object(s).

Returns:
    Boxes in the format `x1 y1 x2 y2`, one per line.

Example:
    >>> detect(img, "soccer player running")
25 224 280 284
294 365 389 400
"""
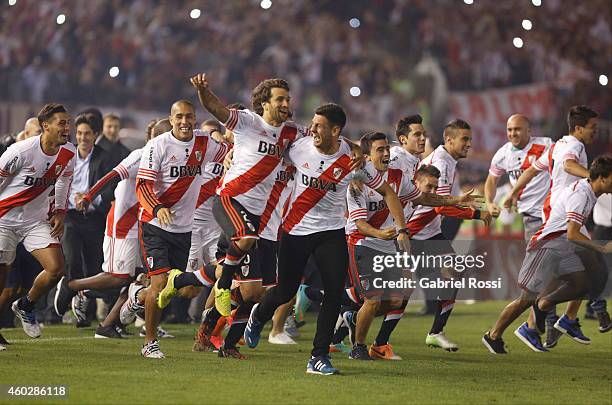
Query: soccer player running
407 119 494 351
0 103 75 340
121 100 227 358
53 119 171 338
243 103 409 375
485 114 552 240
483 155 612 354
188 73 310 321
345 132 483 360
485 105 601 351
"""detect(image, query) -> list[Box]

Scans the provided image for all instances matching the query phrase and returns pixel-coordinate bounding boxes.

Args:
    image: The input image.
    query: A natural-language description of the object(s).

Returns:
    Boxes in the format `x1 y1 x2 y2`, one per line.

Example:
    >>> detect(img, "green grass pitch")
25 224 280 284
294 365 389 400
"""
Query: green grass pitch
1 301 610 404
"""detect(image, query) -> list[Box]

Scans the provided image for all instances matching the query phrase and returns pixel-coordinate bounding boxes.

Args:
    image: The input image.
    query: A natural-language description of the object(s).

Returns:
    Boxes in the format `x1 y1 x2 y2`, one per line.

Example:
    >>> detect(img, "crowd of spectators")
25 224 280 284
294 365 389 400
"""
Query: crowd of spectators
1 0 610 142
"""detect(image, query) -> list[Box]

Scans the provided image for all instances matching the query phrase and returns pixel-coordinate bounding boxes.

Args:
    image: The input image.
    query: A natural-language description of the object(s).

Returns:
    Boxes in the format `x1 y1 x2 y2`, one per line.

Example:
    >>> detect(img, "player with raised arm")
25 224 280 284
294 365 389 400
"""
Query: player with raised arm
0 103 75 340
483 155 612 354
189 73 310 319
244 104 409 375
119 100 227 358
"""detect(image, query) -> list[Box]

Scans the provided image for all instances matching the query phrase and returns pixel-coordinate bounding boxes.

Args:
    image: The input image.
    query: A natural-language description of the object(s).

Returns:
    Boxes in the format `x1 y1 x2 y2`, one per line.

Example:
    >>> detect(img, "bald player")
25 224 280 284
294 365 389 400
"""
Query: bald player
485 114 553 241
24 117 42 139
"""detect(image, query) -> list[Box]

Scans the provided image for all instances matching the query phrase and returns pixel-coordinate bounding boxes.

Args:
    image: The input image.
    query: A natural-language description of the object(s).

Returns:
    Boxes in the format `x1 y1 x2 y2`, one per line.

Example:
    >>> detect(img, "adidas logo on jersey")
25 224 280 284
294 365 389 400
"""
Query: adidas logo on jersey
302 163 309 169
170 155 177 162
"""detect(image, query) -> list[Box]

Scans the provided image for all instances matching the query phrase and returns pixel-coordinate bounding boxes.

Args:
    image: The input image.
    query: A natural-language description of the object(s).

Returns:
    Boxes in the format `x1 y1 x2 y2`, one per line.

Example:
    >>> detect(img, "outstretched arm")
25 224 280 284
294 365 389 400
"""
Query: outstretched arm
190 73 230 124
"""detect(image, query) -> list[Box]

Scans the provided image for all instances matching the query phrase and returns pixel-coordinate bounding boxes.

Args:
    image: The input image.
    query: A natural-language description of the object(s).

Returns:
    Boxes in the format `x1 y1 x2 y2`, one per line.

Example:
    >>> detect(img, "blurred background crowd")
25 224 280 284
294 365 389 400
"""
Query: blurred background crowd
1 0 610 147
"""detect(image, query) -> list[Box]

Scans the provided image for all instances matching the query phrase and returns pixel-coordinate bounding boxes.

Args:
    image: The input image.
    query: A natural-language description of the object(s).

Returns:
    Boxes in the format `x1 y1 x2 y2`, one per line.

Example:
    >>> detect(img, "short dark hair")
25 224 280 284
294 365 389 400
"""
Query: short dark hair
202 119 222 132
314 103 347 131
415 164 441 179
589 154 612 181
443 118 471 139
79 107 103 134
74 114 95 131
171 99 195 114
395 114 423 139
568 105 598 133
251 79 290 116
360 131 388 155
37 103 67 127
227 102 246 110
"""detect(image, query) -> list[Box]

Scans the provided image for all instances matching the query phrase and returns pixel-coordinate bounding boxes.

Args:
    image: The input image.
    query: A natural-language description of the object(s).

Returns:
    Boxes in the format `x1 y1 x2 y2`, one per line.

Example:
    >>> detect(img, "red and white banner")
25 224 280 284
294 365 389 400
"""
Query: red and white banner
449 83 555 152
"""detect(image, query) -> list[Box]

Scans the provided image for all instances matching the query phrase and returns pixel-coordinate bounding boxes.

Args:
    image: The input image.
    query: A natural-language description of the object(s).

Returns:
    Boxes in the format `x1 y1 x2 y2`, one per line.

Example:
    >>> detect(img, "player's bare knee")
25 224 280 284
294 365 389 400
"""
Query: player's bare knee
363 297 381 311
388 297 403 309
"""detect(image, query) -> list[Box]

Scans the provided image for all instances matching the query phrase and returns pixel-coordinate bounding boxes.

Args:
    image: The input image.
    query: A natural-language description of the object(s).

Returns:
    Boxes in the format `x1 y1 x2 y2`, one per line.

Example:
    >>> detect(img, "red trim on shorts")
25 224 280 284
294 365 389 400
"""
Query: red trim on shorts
149 267 171 276
109 273 130 279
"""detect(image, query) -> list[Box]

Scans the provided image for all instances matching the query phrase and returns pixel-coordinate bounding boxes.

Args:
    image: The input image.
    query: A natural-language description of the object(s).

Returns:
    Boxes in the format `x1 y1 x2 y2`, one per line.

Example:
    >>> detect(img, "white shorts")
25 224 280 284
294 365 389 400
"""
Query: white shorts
0 222 60 265
187 218 222 272
102 236 139 278
518 240 585 293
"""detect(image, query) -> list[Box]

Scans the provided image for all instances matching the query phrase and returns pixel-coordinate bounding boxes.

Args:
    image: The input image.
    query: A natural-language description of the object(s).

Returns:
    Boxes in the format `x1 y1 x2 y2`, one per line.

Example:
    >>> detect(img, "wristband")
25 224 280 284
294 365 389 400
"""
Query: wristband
473 210 481 220
397 228 410 236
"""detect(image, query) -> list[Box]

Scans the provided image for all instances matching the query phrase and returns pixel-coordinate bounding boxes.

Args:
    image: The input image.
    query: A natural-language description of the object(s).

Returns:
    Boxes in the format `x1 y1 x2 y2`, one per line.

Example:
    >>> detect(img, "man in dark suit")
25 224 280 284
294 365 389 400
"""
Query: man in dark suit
96 114 130 167
62 113 114 325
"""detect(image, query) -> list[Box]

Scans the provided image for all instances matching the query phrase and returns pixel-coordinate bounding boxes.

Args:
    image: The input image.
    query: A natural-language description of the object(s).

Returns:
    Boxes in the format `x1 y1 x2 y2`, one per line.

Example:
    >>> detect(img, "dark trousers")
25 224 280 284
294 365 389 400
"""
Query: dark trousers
63 211 105 281
257 229 348 357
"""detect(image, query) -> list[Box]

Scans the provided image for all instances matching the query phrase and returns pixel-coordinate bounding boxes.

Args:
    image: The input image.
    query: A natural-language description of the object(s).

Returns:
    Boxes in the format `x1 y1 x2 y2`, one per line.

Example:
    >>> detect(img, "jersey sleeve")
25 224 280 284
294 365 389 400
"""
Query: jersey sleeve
353 161 384 190
561 141 584 164
0 144 23 190
114 149 142 180
205 138 230 164
54 151 76 213
347 187 368 222
399 176 421 205
433 160 452 196
136 140 163 216
224 108 256 134
565 190 589 226
488 146 507 177
137 140 160 182
532 150 549 171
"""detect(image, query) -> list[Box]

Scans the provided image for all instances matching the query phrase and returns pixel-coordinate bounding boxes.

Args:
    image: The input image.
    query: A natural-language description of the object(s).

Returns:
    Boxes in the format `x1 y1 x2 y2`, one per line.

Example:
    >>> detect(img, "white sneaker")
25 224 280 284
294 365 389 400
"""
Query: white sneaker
425 332 458 351
0 343 6 351
141 339 165 358
11 300 41 338
268 332 297 345
120 283 145 325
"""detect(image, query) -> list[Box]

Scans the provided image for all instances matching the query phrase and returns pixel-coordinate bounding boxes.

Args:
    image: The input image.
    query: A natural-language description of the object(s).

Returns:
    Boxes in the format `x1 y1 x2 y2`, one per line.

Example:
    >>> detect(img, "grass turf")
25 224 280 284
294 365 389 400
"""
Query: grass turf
0 301 610 405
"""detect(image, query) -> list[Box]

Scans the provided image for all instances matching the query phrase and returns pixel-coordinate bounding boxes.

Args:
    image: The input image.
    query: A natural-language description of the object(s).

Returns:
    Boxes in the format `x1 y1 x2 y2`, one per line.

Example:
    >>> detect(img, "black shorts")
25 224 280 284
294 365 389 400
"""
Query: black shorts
6 243 42 290
410 233 456 257
347 244 404 303
139 222 191 276
216 234 278 286
212 195 260 240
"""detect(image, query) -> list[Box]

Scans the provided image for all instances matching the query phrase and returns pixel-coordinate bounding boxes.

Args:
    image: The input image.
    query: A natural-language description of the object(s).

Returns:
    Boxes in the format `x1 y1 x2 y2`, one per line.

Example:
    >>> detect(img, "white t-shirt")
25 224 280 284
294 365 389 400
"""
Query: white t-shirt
0 135 75 226
282 137 383 236
346 168 420 253
137 130 228 233
217 109 309 216
489 137 553 216
528 178 597 250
